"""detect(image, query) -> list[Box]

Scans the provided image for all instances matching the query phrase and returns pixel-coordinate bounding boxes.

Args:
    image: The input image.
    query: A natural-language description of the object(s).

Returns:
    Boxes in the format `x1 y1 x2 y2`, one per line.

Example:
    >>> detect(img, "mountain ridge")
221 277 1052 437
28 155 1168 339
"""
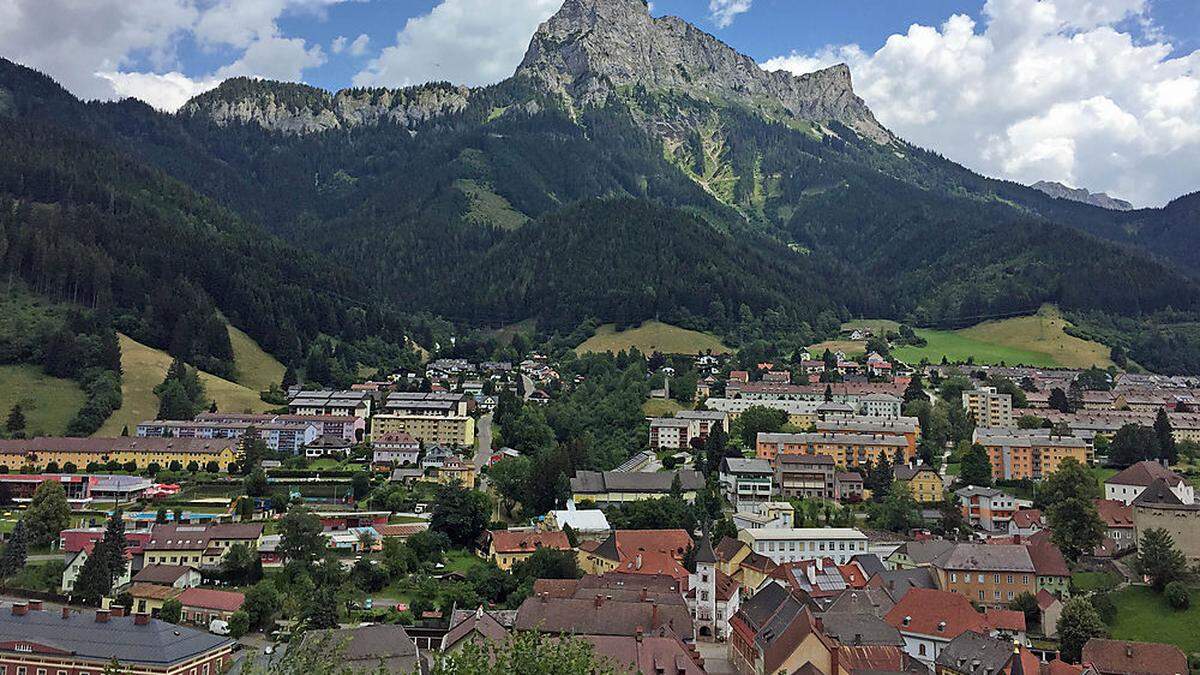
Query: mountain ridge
1031 180 1133 211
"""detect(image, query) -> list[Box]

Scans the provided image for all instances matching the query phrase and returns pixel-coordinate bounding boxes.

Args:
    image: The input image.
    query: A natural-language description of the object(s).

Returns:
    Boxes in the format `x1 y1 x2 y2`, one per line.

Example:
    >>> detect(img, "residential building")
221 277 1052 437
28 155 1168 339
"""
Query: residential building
977 432 1090 481
303 435 352 458
569 470 704 506
835 471 864 501
756 432 913 467
514 593 693 640
1037 589 1064 638
583 635 707 675
962 387 1014 428
62 547 132 593
131 564 202 589
886 539 955 570
371 431 420 465
737 528 869 565
486 530 571 570
676 409 728 440
544 508 610 540
932 543 1037 608
373 412 475 447
649 417 699 450
287 389 373 419
934 631 1047 675
0 437 239 472
1008 509 1044 537
1081 639 1188 675
955 487 1030 531
1105 460 1194 505
816 416 919 458
137 418 320 455
893 465 945 503
714 536 778 597
297 625 420 673
1026 541 1071 598
0 604 234 674
383 391 470 416
142 523 264 568
860 393 904 418
435 458 476 488
577 529 693 586
774 453 836 500
198 411 363 443
1093 499 1136 556
177 587 244 626
719 457 774 510
727 583 841 675
441 606 511 654
884 588 991 666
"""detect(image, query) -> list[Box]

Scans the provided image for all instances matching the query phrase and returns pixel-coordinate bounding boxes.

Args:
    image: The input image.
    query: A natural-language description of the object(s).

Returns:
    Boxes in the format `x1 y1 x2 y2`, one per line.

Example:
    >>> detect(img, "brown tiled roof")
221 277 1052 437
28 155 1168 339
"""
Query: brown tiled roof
129 582 182 601
1094 499 1134 527
441 607 509 651
532 579 579 599
714 535 747 563
375 523 429 538
131 565 194 585
838 645 917 673
884 589 989 639
984 608 1027 632
177 587 244 612
1107 461 1184 488
298 625 418 672
489 529 571 554
1035 589 1061 610
1026 541 1070 577
1011 509 1043 529
1081 638 1188 675
583 635 705 675
514 596 693 638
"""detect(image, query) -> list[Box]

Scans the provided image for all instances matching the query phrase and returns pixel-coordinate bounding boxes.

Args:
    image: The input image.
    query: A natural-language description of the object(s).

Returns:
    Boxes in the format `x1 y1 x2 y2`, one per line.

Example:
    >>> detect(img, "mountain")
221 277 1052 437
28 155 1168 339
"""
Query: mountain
2 0 1200 373
1030 180 1133 211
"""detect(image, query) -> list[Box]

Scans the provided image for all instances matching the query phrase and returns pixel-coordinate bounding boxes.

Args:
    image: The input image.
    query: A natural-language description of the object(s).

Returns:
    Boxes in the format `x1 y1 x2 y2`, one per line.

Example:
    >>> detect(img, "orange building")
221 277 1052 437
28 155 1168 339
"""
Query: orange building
976 434 1090 481
756 432 912 468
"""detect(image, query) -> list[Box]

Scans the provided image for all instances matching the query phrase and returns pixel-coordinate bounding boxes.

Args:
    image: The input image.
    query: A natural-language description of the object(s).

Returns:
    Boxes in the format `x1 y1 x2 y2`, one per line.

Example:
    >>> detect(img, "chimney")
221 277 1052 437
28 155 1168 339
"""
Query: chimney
27 600 42 611
95 609 110 623
854 633 863 646
134 612 150 626
651 603 659 628
61 606 71 619
1126 645 1134 658
594 594 604 609
640 586 648 602
11 603 27 616
111 605 126 617
635 626 644 642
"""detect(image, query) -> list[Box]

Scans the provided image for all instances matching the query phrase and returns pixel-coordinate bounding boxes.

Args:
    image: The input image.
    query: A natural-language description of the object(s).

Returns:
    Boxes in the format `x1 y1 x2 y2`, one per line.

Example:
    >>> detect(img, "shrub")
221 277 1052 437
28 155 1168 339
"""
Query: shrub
1089 591 1117 624
1165 581 1191 610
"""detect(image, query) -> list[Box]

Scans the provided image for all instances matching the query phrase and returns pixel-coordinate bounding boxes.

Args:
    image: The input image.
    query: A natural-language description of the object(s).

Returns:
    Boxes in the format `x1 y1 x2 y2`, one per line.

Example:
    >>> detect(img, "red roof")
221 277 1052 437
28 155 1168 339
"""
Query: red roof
1026 541 1070 577
1093 499 1134 528
1082 639 1188 675
176 587 244 612
1010 509 1043 529
614 529 693 559
489 530 571 554
984 608 1027 633
884 589 989 639
1036 589 1061 610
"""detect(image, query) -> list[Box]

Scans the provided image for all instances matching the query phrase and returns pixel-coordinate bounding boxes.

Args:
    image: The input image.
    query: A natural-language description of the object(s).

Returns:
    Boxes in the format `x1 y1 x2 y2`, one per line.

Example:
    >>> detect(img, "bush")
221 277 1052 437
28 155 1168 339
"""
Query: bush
1089 591 1117 624
228 610 250 638
1165 581 1191 610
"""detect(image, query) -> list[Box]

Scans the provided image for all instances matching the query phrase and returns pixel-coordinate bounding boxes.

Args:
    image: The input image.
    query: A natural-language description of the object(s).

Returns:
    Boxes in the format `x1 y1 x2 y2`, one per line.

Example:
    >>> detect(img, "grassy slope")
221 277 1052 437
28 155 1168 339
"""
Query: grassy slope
97 333 272 436
576 321 730 356
643 398 685 417
1108 585 1200 653
227 325 286 392
0 365 85 436
892 306 1113 368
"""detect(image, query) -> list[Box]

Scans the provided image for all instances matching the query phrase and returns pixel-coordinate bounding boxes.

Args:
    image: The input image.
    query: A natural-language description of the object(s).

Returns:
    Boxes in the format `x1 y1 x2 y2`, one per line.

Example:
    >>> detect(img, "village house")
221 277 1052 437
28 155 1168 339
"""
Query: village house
893 464 945 503
719 457 775 510
371 431 420 465
569 470 705 506
1105 460 1194 505
737 528 869 566
485 530 572 571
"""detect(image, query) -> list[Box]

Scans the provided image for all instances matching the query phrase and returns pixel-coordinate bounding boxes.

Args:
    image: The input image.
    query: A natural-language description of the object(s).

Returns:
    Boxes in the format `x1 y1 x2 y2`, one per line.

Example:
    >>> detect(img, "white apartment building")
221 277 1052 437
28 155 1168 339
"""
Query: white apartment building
962 387 1014 428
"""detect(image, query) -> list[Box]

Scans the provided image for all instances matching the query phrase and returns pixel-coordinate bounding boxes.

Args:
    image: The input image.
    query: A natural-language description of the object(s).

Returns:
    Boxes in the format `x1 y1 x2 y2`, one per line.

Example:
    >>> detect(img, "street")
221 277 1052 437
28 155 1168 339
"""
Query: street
472 412 493 491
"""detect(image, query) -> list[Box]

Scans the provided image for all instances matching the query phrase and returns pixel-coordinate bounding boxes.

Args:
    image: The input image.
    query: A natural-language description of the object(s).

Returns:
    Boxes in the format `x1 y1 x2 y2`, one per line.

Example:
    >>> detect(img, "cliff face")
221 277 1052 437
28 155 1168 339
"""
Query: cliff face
516 0 891 142
1030 180 1134 211
181 79 471 135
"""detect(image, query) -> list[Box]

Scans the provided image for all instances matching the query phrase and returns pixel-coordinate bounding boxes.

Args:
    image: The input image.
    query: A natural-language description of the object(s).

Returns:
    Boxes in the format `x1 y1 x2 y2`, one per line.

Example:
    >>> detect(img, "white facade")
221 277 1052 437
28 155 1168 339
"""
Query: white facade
1106 481 1194 506
858 394 903 418
737 528 869 565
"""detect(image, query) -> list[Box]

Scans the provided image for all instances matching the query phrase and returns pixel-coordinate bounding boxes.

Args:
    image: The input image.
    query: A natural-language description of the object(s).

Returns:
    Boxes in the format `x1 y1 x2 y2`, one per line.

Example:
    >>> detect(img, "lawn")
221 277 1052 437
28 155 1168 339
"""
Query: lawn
945 462 961 476
1072 571 1120 593
576 321 730 356
1091 466 1119 484
442 548 485 574
642 398 685 417
892 306 1113 369
227 325 286 393
0 364 86 436
1108 585 1200 653
810 339 867 358
98 333 273 436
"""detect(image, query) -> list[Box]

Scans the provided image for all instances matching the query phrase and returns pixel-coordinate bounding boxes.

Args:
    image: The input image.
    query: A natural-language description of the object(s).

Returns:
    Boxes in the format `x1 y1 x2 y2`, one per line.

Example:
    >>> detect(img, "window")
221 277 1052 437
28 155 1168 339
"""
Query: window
978 591 984 600
951 573 958 583
994 590 1001 599
993 574 1000 583
1022 575 1029 585
918 644 926 656
977 574 984 583
1007 575 1014 584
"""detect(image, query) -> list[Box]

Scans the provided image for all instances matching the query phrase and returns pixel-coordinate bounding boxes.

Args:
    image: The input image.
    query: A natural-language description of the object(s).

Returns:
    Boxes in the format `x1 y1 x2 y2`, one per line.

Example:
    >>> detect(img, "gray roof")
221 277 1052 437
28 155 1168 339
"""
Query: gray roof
570 470 704 495
871 568 937 601
0 607 231 665
817 612 903 646
895 539 954 564
649 417 693 428
757 432 908 447
935 631 1014 675
720 457 772 474
297 625 418 673
933 543 1035 573
823 588 895 617
676 410 726 420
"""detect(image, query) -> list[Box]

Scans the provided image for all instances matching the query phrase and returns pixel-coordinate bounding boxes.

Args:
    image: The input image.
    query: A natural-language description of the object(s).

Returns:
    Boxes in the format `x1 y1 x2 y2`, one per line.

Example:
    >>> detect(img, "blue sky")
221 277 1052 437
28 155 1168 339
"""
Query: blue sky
2 0 1197 205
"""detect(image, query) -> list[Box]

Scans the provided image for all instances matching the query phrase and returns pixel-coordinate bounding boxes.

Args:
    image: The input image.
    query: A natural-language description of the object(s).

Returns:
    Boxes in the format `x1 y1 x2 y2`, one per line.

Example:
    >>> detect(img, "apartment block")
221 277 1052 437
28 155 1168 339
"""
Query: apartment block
962 387 1013 428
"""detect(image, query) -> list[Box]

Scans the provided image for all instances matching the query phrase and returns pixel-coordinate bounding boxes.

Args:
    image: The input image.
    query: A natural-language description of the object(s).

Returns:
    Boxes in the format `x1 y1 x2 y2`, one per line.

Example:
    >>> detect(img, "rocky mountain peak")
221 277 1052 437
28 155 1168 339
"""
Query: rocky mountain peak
517 0 890 142
1030 180 1134 211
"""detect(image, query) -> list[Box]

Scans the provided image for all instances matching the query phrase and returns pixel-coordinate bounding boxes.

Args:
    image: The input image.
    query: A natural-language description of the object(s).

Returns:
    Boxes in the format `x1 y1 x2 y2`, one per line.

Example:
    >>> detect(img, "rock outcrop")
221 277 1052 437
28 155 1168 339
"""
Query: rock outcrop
1030 180 1134 210
516 0 890 142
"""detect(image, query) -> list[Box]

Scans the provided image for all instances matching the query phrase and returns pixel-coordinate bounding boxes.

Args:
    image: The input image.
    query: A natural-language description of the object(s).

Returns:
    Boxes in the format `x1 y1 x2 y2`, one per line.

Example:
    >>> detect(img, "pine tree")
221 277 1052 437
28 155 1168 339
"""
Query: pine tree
1153 408 1176 464
0 519 28 578
98 511 128 588
282 365 298 389
73 548 113 605
4 404 25 436
902 374 925 405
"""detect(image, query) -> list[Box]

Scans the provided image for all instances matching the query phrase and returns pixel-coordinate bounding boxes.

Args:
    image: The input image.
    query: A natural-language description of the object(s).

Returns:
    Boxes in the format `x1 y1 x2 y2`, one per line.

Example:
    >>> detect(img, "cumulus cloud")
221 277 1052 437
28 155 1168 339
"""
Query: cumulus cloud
763 0 1200 206
331 35 348 53
0 0 341 112
347 33 371 56
353 0 560 88
709 0 752 29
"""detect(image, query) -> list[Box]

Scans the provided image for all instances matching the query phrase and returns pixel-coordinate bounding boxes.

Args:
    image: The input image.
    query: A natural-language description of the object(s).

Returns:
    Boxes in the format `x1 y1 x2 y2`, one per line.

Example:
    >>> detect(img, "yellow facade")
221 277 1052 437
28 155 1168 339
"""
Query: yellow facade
899 468 945 504
373 414 475 447
0 440 238 472
436 462 477 489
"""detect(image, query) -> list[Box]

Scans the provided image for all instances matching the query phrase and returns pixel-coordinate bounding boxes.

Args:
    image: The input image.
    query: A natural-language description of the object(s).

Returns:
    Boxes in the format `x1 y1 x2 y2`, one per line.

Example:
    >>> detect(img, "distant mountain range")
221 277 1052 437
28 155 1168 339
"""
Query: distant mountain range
1 0 1199 371
1030 181 1133 211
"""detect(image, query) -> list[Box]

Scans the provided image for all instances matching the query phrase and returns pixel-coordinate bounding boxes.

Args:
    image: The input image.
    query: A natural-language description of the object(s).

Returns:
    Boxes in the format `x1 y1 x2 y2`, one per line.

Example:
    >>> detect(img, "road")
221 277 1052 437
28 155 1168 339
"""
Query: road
520 374 534 400
473 413 494 490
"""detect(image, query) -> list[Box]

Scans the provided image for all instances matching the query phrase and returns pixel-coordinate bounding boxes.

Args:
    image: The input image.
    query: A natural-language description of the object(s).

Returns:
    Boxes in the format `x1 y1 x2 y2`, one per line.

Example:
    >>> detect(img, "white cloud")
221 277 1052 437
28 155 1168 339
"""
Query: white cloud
348 33 371 56
709 0 752 29
763 0 1200 206
0 0 344 111
353 0 560 88
331 35 348 53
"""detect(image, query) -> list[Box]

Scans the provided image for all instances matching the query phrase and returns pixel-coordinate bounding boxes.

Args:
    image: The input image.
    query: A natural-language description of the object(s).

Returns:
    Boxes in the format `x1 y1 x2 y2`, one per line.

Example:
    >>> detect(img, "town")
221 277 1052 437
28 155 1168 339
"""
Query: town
0 331 1197 675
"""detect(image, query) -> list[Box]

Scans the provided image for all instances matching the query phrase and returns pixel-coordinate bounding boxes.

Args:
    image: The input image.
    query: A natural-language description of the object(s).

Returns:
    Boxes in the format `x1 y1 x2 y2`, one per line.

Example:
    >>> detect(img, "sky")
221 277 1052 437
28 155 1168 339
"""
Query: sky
0 0 1197 207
